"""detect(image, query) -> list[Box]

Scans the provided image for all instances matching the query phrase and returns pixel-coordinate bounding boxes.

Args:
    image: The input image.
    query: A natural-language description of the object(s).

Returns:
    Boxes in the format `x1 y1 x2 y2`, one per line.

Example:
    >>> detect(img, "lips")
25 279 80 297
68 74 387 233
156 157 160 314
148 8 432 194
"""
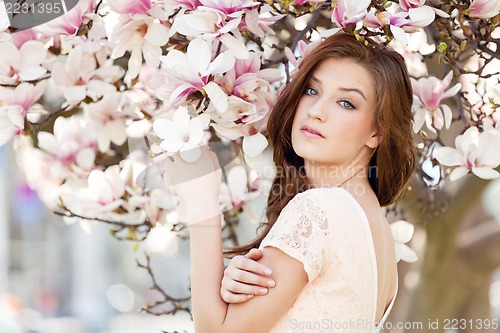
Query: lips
300 125 324 138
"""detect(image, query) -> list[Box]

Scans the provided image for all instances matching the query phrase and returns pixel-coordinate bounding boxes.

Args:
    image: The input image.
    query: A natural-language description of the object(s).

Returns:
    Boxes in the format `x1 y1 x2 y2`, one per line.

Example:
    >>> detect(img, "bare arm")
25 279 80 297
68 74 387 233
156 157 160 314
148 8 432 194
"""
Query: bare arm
167 146 308 333
189 216 308 333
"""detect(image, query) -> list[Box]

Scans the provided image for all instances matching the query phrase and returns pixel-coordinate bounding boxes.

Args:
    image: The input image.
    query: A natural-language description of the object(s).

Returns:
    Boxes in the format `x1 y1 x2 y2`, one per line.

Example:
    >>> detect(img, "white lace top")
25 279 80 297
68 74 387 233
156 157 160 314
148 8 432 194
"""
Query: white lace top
258 187 398 333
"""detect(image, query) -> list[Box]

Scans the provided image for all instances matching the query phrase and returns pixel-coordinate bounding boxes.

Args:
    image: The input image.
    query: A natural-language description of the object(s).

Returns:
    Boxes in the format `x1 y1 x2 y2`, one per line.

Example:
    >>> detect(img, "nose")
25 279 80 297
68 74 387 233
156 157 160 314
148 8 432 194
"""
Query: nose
307 98 327 121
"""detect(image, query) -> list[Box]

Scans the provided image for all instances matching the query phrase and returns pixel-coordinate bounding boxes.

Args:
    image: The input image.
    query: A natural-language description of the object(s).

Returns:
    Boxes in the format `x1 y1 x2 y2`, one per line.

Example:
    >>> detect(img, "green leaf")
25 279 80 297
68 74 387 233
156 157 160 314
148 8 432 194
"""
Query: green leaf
133 243 140 252
438 42 447 53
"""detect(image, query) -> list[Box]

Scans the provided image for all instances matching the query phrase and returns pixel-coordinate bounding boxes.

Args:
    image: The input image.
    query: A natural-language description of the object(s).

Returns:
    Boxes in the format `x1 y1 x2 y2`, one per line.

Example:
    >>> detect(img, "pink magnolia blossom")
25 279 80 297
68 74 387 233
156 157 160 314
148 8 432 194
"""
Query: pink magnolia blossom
240 4 284 38
0 41 47 84
52 46 124 107
170 0 202 10
0 81 46 146
411 71 461 133
399 0 425 11
110 15 169 79
10 29 38 49
153 105 211 162
434 125 500 180
157 37 235 111
36 0 96 36
364 5 442 45
108 0 152 15
468 0 500 19
37 116 98 180
169 5 249 59
83 93 130 153
331 0 370 29
59 165 128 219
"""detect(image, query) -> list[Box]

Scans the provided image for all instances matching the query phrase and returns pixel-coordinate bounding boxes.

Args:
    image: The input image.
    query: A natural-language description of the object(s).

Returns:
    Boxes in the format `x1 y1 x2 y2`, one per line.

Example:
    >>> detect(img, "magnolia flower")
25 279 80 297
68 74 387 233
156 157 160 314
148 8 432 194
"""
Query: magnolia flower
331 0 370 29
390 220 418 263
60 166 127 218
37 116 97 180
364 6 437 45
0 81 46 147
468 0 500 19
52 46 123 107
36 0 96 36
152 106 211 162
108 0 152 15
157 37 235 111
83 94 129 153
0 41 47 84
411 71 461 133
110 14 169 79
169 6 249 59
433 125 500 181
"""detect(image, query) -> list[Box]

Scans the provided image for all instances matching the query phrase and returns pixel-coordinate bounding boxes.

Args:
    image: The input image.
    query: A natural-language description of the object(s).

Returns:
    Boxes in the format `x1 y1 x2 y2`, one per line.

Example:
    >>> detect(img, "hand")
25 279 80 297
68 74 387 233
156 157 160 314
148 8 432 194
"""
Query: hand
221 249 276 303
165 145 222 224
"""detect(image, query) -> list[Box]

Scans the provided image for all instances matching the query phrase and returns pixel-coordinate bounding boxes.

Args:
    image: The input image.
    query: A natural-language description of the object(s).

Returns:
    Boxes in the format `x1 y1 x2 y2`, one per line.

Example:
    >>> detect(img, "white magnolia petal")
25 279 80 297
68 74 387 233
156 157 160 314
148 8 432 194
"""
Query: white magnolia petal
179 142 201 163
7 107 24 129
160 137 184 152
440 104 453 129
390 25 408 46
395 243 418 263
433 146 463 166
20 41 47 67
204 81 228 113
153 119 174 139
106 120 128 145
472 166 500 179
144 23 169 46
19 66 47 81
449 166 470 181
390 220 414 243
188 38 211 75
64 85 87 103
408 6 435 27
242 132 268 157
206 51 235 76
218 33 249 60
76 148 96 170
412 107 427 133
441 83 462 100
142 43 162 68
37 132 59 155
173 106 191 130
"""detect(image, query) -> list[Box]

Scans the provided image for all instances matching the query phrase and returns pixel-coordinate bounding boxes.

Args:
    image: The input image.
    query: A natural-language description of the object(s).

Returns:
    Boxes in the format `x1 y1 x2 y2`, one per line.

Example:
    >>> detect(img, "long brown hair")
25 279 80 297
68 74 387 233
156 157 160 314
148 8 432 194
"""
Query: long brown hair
225 32 416 257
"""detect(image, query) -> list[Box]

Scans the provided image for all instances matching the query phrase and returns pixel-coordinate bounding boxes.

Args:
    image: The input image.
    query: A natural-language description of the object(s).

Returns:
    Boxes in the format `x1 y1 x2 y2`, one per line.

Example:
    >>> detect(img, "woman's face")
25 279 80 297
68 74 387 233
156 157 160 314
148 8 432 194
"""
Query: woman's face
291 58 379 171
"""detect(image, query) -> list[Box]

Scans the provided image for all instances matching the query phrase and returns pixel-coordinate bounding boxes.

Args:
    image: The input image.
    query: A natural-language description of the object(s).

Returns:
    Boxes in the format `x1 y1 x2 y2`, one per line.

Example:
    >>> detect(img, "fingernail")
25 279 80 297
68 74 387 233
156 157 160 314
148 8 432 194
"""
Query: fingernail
264 269 272 276
260 288 268 295
247 294 254 299
267 280 276 287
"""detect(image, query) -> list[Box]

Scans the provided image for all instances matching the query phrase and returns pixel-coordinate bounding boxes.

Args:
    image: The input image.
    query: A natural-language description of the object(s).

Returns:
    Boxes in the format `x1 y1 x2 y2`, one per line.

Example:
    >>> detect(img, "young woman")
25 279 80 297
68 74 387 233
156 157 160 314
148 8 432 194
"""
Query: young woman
166 32 415 333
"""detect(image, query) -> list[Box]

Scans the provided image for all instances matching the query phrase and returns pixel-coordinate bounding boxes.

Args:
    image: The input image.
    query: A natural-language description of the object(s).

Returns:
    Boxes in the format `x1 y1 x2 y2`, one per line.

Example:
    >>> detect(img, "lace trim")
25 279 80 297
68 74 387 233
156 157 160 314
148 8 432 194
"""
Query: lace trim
260 190 329 282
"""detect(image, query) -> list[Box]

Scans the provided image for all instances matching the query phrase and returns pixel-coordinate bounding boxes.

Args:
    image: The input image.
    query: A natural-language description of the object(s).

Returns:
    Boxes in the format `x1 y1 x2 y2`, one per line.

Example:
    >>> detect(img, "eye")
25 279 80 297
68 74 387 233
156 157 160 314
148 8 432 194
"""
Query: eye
339 100 356 110
304 87 318 96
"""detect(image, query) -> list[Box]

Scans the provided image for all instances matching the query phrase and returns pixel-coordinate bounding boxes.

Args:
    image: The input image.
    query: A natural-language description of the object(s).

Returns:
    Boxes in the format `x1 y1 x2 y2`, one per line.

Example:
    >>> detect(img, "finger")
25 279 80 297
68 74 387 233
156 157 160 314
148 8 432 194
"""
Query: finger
222 278 269 296
227 268 275 288
234 255 272 277
245 248 264 261
220 289 255 304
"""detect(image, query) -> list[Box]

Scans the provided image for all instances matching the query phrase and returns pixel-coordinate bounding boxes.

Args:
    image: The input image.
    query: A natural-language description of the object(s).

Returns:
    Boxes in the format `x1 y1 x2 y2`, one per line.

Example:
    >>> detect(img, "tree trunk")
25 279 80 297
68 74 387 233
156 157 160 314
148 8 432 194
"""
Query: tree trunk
404 176 496 333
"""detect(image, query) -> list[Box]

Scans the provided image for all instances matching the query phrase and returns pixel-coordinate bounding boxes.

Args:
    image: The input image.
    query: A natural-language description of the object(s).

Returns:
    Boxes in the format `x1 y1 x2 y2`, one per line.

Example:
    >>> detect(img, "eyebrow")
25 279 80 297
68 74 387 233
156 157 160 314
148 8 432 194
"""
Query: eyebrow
310 76 366 101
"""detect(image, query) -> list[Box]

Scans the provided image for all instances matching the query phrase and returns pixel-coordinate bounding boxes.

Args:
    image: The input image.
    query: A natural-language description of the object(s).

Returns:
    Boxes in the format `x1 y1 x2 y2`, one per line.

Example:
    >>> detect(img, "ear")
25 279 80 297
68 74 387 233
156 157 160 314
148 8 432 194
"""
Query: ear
366 128 383 149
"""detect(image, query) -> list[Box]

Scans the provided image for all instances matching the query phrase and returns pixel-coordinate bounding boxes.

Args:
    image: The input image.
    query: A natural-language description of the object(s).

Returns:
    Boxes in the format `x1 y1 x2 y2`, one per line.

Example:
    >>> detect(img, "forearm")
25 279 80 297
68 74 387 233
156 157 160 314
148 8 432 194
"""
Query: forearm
188 213 229 333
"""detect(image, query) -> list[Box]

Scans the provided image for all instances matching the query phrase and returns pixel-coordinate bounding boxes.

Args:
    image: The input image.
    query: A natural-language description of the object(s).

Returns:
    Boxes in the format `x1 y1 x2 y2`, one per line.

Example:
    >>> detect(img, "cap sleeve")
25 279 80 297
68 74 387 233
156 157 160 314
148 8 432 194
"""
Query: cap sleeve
259 190 329 282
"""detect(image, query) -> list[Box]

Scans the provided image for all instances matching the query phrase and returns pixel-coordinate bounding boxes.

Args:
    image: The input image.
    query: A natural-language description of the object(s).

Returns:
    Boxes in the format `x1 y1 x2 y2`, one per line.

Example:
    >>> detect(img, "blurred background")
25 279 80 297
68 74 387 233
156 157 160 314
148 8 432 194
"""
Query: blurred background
0 144 196 333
